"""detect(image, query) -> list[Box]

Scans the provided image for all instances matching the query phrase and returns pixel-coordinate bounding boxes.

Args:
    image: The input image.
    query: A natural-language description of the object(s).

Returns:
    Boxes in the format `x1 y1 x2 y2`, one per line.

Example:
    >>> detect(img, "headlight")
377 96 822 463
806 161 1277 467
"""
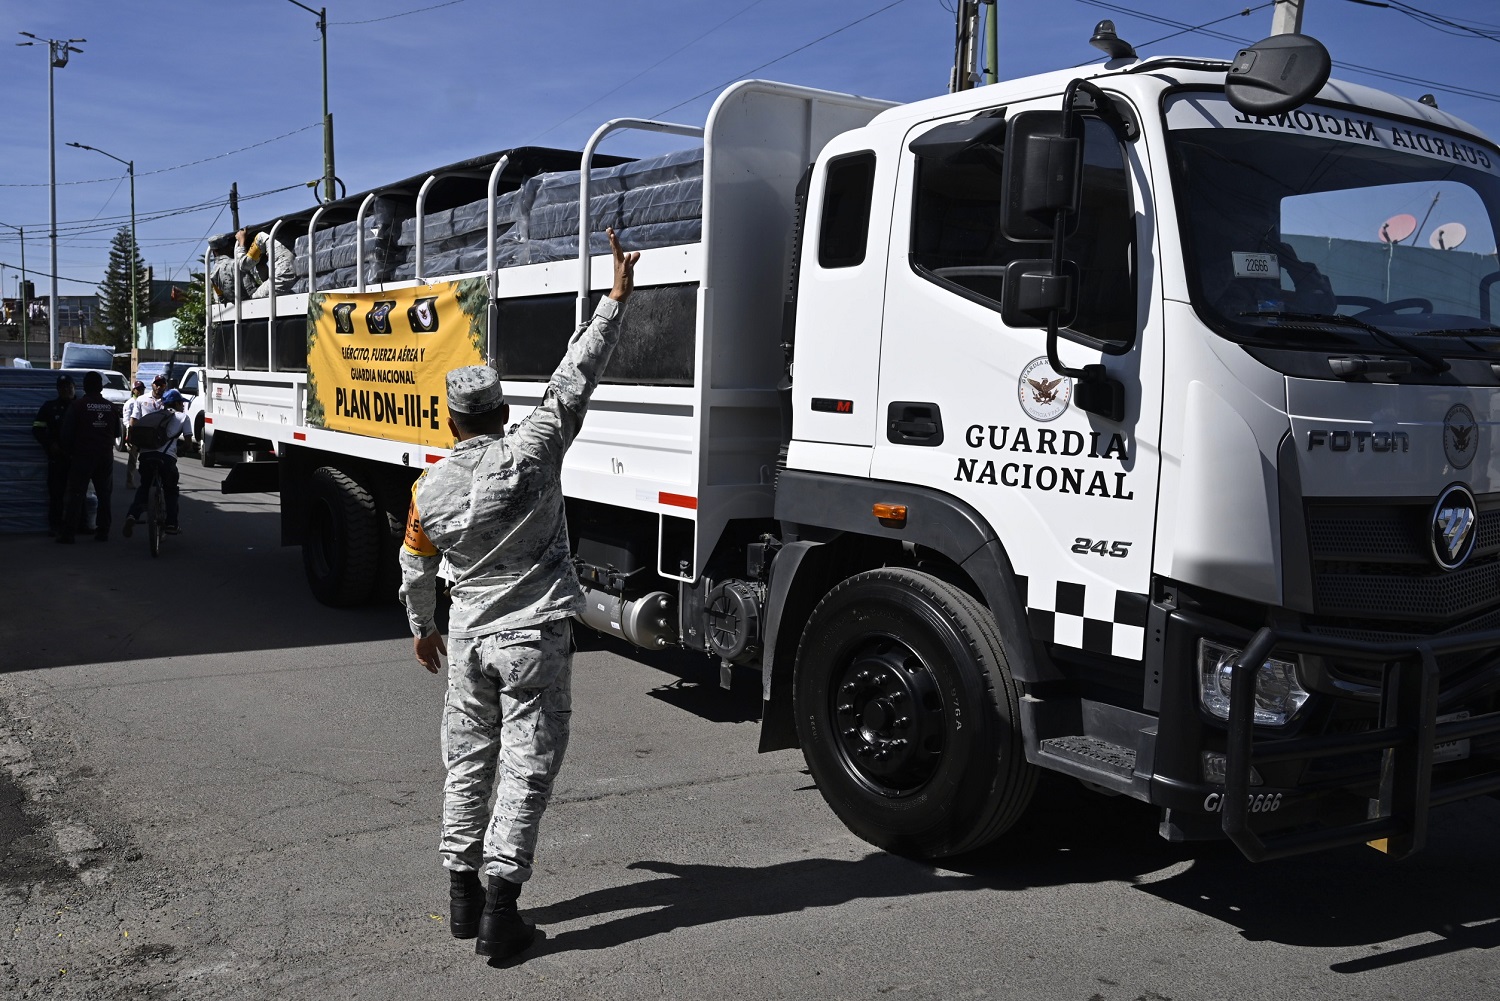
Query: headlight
1198 638 1309 727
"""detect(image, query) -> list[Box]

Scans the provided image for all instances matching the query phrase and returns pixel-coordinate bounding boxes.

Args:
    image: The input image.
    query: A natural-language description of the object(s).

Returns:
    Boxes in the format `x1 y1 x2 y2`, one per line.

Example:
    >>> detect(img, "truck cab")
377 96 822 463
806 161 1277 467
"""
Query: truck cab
773 41 1500 859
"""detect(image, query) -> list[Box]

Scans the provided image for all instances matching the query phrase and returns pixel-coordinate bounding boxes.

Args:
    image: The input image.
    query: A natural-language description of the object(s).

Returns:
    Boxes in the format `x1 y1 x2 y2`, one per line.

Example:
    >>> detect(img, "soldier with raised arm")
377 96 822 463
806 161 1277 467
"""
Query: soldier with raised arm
398 228 638 963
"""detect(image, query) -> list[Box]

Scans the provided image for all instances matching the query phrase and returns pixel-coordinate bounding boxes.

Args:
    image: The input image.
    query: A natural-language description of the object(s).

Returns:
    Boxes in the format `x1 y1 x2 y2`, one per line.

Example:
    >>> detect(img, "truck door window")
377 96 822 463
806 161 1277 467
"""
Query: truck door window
910 116 1135 348
818 152 876 268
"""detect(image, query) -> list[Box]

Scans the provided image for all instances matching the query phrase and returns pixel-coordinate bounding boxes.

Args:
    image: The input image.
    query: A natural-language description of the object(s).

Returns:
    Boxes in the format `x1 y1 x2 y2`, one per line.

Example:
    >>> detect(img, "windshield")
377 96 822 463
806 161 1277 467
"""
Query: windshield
1166 93 1500 356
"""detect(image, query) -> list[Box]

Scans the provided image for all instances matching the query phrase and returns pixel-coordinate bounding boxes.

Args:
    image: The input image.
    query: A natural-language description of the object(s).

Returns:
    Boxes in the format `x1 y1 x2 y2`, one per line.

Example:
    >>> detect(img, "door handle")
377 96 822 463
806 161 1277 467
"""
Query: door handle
887 401 944 447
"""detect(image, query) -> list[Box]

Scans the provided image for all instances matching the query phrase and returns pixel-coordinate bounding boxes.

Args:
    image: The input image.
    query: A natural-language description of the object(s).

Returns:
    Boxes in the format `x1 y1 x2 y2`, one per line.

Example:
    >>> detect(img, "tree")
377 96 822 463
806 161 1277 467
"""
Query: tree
96 226 149 353
173 272 206 349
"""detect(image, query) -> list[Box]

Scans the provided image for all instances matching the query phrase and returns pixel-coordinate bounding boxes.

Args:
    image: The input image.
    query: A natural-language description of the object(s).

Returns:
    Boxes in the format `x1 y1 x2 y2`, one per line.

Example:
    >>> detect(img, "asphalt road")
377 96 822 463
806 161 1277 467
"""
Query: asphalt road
3 452 1500 1000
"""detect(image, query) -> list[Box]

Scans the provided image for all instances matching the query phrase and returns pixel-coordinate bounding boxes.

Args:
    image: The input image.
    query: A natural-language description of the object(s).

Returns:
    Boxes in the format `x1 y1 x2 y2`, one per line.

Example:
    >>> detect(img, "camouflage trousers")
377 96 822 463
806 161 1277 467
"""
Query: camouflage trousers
440 618 572 883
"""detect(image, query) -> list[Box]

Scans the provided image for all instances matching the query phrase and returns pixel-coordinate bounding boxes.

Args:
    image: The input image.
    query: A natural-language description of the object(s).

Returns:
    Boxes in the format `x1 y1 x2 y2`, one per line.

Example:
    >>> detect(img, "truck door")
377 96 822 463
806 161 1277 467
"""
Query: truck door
873 99 1165 666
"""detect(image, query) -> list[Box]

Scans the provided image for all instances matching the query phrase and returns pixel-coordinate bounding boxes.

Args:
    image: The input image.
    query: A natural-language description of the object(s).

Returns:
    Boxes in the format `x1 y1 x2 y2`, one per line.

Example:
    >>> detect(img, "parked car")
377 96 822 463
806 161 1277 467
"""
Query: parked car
133 360 196 388
59 341 116 371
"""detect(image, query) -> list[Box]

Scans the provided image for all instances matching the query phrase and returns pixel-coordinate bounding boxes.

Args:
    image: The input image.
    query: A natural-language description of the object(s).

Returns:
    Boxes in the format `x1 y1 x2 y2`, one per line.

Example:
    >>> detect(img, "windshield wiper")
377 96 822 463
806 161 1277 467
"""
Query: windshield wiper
1239 310 1450 373
1417 325 1500 337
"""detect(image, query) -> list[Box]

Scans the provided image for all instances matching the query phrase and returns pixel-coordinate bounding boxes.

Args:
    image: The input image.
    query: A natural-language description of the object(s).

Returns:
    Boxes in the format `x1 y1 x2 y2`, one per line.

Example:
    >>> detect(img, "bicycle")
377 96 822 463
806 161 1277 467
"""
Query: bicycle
146 461 166 558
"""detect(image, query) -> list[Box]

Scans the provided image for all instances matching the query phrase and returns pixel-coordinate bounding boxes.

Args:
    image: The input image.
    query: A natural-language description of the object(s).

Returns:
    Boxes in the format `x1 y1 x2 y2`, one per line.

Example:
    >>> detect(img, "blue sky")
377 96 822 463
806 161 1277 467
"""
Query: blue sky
1 0 1498 298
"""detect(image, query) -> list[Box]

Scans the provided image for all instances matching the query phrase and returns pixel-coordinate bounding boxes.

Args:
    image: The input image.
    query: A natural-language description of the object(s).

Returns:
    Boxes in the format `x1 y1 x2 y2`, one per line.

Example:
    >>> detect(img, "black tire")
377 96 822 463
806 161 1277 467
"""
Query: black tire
198 418 215 468
793 568 1036 858
147 482 163 559
302 466 379 607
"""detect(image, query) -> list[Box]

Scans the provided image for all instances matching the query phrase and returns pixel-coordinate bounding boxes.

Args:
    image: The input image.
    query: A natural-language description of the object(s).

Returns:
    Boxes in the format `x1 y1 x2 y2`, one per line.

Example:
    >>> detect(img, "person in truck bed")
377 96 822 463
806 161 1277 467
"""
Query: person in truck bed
398 228 638 963
210 229 295 301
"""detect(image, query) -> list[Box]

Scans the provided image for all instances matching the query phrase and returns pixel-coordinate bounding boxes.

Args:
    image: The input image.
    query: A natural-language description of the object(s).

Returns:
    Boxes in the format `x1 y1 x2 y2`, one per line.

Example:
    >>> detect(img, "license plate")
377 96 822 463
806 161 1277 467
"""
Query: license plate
1433 711 1471 764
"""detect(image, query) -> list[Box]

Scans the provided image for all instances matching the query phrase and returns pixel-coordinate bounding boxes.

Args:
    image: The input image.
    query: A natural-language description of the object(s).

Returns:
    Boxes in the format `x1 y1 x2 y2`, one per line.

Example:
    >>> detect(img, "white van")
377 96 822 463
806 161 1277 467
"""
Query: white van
59 342 116 371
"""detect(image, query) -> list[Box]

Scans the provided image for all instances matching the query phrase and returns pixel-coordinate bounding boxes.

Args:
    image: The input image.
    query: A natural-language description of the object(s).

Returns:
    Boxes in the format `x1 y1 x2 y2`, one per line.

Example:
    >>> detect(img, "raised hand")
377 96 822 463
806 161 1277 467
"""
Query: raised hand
607 227 640 302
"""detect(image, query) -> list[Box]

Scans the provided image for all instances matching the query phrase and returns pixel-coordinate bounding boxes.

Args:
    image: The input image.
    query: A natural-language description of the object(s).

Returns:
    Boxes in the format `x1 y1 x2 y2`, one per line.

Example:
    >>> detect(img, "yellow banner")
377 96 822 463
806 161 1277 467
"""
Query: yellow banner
305 279 488 447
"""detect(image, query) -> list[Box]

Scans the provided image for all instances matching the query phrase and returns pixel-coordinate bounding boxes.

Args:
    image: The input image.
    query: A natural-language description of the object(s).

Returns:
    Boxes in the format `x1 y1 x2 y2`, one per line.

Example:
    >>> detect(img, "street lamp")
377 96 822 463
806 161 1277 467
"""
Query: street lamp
0 221 28 362
285 2 336 202
17 31 85 367
67 143 138 351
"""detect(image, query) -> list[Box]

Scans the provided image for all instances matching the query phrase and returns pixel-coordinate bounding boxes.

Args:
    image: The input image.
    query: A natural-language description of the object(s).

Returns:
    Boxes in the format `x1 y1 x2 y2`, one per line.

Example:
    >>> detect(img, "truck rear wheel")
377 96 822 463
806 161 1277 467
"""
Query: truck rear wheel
194 415 211 465
793 568 1035 858
302 466 379 607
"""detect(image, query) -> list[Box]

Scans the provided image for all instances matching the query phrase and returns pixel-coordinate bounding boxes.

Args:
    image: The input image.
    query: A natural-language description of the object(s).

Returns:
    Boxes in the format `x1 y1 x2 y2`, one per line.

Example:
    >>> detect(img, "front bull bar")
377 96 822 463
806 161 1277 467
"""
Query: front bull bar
1224 625 1500 861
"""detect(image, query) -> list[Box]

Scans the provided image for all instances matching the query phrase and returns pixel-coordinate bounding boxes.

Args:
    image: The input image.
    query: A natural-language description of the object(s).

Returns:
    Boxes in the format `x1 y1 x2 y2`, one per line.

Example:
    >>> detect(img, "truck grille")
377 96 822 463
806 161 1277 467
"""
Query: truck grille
1306 498 1500 623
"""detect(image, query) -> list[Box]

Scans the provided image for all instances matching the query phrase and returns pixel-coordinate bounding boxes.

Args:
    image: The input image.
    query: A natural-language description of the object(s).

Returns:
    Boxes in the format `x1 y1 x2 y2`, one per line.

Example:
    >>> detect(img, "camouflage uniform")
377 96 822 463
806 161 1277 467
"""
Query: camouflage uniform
210 232 294 301
399 297 624 883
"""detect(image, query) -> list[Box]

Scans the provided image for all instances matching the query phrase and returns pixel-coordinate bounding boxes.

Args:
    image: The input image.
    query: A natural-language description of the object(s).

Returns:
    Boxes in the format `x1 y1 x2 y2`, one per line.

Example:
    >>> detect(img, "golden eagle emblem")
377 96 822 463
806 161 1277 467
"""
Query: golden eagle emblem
1028 376 1062 406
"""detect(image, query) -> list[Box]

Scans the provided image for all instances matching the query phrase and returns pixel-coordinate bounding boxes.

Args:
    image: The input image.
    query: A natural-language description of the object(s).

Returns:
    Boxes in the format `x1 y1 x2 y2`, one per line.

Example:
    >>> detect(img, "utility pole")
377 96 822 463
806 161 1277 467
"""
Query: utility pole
68 143 138 350
0 221 25 362
982 0 998 85
1272 0 1305 35
950 1 981 93
286 1 336 202
17 32 85 367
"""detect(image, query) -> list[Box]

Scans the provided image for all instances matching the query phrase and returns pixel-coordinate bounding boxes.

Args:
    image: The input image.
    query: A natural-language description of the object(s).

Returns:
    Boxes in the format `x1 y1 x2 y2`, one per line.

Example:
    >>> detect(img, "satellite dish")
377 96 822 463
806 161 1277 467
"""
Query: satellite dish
1380 213 1417 244
1430 223 1467 251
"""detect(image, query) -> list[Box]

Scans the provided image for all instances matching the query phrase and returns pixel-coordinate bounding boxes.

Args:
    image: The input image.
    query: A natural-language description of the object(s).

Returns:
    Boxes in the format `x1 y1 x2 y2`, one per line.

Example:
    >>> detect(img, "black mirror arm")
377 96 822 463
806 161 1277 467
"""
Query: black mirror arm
1042 79 1127 423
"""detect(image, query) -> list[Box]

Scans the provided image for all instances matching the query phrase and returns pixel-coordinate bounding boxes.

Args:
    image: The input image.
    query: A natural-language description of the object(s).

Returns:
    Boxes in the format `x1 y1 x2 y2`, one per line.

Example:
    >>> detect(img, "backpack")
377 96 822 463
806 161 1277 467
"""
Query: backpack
129 410 174 450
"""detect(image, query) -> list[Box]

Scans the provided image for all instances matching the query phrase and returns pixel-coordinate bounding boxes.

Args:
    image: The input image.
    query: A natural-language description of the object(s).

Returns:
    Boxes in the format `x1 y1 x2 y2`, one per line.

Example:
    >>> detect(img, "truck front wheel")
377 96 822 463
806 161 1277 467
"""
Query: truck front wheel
302 466 379 607
793 568 1035 858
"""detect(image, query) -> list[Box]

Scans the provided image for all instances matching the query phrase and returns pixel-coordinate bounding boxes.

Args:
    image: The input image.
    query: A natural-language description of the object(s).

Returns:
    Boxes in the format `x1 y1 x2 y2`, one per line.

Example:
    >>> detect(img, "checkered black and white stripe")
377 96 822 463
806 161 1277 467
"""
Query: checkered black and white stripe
1016 575 1148 660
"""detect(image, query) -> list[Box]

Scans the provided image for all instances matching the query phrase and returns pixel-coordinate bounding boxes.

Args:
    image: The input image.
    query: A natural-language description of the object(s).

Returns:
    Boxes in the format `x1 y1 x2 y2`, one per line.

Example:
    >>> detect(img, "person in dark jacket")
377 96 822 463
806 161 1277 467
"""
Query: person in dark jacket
57 370 120 543
31 374 76 536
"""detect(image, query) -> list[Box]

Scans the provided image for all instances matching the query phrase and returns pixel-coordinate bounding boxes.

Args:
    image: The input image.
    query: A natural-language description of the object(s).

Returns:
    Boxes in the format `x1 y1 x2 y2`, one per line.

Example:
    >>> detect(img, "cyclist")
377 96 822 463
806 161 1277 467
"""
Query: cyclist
122 388 190 538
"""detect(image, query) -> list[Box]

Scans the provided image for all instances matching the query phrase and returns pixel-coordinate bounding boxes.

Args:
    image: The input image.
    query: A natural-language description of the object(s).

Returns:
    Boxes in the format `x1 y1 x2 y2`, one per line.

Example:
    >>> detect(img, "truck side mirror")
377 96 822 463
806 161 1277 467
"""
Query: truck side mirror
1001 259 1079 328
1224 34 1331 117
1000 111 1082 243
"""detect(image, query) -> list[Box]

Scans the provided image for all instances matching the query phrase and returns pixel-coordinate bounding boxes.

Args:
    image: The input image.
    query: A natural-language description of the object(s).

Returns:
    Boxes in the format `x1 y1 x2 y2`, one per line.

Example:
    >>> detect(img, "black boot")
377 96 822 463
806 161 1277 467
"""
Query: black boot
448 870 484 939
475 875 535 960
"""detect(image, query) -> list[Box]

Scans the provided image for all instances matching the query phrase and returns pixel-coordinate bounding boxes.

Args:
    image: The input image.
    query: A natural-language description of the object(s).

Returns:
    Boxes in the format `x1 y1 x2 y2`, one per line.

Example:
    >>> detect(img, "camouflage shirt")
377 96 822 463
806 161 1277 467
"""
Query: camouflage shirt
398 297 624 639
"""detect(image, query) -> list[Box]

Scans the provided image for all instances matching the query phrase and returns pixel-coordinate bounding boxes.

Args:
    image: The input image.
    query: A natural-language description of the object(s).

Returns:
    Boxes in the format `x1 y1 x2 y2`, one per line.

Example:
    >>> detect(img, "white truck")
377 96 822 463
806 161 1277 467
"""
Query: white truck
201 29 1500 861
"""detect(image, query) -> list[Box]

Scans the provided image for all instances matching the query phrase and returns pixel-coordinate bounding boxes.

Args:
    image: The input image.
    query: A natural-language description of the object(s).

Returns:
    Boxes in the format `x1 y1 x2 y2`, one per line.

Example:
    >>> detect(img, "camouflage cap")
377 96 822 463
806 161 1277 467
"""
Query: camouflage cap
445 365 505 415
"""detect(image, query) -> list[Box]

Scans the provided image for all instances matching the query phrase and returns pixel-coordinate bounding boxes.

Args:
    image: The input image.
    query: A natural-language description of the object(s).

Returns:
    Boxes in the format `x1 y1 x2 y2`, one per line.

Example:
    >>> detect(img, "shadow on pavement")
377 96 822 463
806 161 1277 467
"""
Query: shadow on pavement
3 454 408 673
1135 797 1500 973
576 628 763 724
531 775 1500 973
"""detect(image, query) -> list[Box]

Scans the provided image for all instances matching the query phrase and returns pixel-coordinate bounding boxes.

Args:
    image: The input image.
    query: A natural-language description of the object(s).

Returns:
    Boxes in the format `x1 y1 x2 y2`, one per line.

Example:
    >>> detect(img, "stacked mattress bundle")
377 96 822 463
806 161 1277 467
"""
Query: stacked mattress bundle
291 197 404 293
519 147 703 266
391 147 704 280
392 189 526 280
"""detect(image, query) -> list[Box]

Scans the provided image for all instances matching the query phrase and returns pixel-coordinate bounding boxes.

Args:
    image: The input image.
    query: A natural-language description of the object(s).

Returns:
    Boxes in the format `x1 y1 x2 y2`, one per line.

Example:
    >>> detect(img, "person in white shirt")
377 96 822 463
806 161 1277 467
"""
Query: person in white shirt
121 381 145 488
122 389 191 537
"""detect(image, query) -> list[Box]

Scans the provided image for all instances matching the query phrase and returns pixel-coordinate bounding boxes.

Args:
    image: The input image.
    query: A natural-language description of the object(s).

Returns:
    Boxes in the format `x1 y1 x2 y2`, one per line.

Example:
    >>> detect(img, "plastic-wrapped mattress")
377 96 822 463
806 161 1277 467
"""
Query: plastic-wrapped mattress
293 196 404 290
394 147 704 279
0 370 66 533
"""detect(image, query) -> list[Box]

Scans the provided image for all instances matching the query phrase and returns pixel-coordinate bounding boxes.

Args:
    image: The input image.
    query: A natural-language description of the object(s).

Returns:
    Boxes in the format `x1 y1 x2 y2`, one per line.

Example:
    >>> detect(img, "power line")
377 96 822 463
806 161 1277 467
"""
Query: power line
1074 4 1272 68
173 201 230 283
0 260 107 287
1344 1 1500 43
0 122 321 188
331 0 472 25
1077 0 1500 105
656 0 914 117
530 0 772 144
20 182 310 237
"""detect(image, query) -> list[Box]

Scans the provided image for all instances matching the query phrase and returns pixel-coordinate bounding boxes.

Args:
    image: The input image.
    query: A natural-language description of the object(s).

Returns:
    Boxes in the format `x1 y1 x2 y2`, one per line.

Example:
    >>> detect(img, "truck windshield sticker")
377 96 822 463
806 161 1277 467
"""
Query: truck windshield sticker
1231 252 1277 279
305 279 485 446
1165 94 1498 176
